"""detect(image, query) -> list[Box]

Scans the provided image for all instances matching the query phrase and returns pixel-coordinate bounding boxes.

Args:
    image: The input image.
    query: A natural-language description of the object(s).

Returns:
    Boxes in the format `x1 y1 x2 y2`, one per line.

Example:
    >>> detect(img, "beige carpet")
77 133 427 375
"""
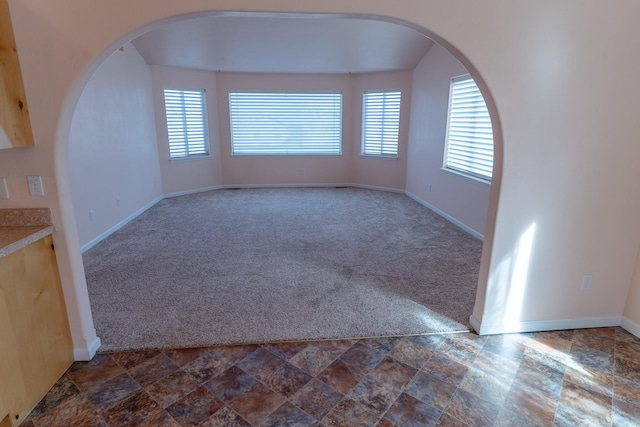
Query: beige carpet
84 187 482 351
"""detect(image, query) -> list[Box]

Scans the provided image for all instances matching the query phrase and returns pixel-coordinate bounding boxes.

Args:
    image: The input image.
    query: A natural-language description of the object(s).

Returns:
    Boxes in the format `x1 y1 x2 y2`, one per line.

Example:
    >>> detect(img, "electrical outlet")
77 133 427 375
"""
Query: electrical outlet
580 274 592 291
27 175 44 196
116 197 121 207
89 210 95 222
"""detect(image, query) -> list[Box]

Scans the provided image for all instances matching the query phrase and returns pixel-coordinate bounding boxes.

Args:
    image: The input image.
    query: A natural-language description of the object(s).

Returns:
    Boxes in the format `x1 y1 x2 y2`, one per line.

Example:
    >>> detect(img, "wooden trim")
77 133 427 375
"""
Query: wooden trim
0 0 34 148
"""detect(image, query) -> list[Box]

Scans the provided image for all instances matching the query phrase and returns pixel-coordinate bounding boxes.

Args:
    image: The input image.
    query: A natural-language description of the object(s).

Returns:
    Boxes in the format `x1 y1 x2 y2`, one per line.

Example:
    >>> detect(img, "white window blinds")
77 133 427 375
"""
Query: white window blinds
229 92 342 155
443 76 494 181
361 91 401 157
163 89 209 159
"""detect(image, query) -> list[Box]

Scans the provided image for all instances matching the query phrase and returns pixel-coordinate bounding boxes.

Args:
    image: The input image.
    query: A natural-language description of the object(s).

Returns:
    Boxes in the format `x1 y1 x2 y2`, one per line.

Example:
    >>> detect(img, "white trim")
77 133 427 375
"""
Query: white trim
359 154 398 160
621 316 640 339
469 314 482 333
221 183 351 190
440 167 491 188
350 183 405 194
74 336 101 361
221 183 405 194
163 186 224 199
169 154 213 163
404 190 484 241
80 196 163 253
472 316 622 336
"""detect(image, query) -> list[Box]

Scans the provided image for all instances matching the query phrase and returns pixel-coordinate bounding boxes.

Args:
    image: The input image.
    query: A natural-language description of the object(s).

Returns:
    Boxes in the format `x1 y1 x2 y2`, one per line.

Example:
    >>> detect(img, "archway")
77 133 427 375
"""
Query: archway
54 11 503 358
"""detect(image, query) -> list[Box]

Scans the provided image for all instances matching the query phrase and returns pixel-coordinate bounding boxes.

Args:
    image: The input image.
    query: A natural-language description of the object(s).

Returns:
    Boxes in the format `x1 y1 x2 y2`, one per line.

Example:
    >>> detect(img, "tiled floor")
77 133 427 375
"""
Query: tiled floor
23 327 640 426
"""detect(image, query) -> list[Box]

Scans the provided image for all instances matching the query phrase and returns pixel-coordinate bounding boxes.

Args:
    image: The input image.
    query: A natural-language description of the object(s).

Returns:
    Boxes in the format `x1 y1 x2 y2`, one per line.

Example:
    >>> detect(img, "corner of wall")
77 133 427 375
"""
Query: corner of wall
621 317 640 339
73 336 101 361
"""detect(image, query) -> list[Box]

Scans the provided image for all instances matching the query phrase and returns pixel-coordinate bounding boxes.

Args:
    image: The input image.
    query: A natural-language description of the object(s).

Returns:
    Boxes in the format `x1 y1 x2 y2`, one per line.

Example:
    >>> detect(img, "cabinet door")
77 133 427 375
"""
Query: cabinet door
0 283 24 425
0 0 35 149
0 235 73 424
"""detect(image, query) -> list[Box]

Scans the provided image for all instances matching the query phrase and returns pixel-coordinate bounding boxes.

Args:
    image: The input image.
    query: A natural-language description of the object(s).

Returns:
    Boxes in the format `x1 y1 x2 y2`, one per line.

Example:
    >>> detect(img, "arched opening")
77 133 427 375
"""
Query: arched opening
55 11 503 354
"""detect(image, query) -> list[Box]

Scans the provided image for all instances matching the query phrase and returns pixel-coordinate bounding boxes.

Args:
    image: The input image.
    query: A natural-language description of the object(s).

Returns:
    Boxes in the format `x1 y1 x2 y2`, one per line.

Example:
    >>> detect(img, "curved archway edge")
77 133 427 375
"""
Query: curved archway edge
51 6 502 359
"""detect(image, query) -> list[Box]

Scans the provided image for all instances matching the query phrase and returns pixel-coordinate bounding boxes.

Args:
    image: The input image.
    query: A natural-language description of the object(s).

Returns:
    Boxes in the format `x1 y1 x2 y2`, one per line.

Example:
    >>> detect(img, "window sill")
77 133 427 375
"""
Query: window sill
360 154 398 160
170 154 212 163
231 153 342 157
440 167 491 187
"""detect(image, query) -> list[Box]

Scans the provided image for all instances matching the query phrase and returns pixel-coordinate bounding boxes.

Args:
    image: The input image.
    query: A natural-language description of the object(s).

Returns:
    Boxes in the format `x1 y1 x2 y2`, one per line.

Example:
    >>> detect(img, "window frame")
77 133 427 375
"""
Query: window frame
228 91 343 156
361 90 401 159
442 75 494 182
163 88 210 160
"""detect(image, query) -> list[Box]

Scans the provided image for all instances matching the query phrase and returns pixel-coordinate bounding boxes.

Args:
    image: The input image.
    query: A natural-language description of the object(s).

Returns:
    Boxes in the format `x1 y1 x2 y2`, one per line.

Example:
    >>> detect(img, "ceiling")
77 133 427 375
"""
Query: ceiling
131 15 435 74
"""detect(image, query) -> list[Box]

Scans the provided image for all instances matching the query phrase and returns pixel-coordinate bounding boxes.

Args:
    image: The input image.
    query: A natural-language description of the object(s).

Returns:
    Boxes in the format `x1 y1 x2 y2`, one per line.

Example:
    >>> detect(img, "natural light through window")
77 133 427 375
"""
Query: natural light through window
229 92 342 156
361 91 401 157
503 223 536 325
443 75 493 181
163 89 209 159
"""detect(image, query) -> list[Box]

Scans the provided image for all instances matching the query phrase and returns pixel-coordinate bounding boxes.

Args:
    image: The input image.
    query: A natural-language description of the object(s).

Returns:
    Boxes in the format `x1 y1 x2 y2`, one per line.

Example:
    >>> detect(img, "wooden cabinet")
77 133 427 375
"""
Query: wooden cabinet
0 235 73 426
0 0 35 149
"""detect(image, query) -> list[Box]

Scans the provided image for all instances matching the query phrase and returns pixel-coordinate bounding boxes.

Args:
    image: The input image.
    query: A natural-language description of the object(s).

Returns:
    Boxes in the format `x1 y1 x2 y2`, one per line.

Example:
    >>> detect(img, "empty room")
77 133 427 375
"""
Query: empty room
69 15 491 353
2 2 640 426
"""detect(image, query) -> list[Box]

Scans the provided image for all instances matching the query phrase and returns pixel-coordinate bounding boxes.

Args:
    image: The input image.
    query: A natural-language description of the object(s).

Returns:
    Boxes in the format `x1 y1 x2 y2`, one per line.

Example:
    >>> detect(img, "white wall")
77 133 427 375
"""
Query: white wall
68 44 162 248
352 70 412 190
150 65 223 195
406 44 490 236
471 2 640 334
216 72 356 186
2 1 640 357
623 247 640 335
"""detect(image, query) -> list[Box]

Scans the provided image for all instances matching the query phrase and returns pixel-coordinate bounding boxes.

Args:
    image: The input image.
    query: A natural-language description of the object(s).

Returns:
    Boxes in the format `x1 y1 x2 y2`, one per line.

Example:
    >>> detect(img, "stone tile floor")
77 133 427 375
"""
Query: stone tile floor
22 327 640 426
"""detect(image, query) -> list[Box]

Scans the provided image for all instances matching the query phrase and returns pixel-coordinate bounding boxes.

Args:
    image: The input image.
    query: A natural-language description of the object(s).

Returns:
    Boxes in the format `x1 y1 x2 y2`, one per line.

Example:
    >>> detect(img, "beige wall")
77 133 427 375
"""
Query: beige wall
150 65 223 195
216 72 356 186
214 70 411 189
68 44 162 251
352 70 412 190
406 44 490 237
1 0 639 356
76 65 412 247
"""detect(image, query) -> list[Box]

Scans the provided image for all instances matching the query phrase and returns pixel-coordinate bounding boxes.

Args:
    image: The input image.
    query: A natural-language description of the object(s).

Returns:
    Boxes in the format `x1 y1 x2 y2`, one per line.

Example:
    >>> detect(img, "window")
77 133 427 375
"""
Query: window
443 75 494 181
361 91 401 157
229 92 342 155
163 89 209 159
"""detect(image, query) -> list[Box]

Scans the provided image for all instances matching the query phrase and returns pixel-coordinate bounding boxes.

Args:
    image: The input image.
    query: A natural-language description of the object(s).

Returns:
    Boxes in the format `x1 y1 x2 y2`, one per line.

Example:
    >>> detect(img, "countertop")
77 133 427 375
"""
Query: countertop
0 208 54 259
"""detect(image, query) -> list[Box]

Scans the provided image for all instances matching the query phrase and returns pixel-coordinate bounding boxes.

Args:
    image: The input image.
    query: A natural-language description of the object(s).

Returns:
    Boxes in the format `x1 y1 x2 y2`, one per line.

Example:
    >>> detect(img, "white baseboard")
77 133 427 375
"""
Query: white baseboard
81 195 163 253
469 314 482 333
471 315 622 335
222 183 352 189
219 183 404 194
405 191 484 241
74 336 101 361
621 316 640 339
350 183 405 194
163 186 224 199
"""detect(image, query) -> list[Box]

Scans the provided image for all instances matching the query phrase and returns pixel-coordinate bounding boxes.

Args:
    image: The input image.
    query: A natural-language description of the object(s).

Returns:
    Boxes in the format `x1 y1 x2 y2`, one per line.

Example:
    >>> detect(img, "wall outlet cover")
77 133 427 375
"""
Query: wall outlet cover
27 175 44 196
